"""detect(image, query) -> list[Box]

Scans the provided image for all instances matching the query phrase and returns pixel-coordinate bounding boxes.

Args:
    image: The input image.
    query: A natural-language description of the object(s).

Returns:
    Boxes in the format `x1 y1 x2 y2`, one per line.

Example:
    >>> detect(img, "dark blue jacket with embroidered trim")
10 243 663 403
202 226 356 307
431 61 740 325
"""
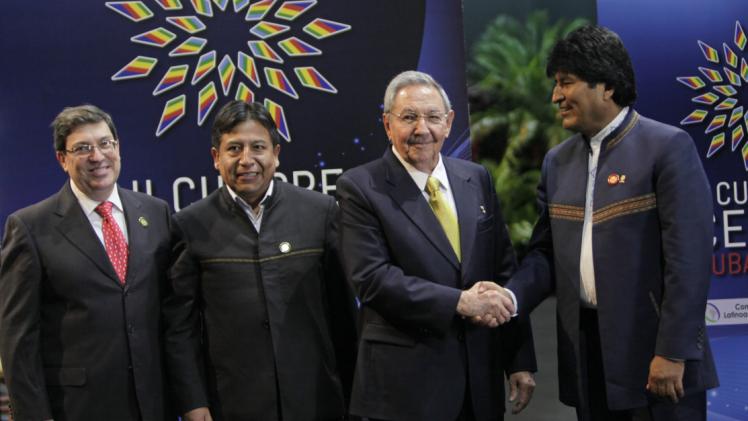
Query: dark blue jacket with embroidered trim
507 109 719 410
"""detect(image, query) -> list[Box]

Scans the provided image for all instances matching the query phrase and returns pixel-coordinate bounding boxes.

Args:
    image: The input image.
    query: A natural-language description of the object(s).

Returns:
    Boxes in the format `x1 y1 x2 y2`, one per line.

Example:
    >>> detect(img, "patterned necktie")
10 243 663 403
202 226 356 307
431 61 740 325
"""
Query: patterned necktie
426 176 460 262
95 201 128 284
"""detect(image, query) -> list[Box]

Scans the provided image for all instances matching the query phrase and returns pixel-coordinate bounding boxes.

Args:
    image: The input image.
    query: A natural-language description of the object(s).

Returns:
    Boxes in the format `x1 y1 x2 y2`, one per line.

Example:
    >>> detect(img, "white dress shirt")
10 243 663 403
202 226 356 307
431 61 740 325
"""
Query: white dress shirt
391 146 458 217
579 106 628 308
226 180 274 233
70 181 129 246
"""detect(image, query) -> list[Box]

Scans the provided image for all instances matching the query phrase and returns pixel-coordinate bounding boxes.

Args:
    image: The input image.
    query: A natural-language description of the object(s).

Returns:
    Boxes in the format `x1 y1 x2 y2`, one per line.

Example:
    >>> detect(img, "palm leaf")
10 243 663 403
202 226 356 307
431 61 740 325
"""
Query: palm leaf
468 11 587 252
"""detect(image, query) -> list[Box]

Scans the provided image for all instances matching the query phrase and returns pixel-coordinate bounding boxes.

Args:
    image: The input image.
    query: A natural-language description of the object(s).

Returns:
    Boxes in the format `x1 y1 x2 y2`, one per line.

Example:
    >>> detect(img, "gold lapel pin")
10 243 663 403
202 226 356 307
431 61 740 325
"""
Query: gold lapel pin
138 216 149 227
607 173 620 186
279 242 291 253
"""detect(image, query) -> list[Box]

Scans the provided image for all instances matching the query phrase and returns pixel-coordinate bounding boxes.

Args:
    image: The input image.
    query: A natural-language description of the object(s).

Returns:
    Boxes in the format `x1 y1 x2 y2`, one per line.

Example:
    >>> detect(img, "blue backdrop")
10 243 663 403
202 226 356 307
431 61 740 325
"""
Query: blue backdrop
0 0 470 224
599 0 748 418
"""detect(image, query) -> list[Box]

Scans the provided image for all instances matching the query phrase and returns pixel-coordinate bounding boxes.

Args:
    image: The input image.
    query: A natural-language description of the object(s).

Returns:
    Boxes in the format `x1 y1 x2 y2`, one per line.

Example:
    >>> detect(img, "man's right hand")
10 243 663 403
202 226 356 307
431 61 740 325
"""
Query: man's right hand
456 281 515 327
183 407 213 421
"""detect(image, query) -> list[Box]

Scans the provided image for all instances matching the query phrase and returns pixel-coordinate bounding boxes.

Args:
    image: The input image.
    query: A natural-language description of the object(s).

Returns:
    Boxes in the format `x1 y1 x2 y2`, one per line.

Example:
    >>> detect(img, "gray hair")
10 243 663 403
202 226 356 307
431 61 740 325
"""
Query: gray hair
382 70 452 113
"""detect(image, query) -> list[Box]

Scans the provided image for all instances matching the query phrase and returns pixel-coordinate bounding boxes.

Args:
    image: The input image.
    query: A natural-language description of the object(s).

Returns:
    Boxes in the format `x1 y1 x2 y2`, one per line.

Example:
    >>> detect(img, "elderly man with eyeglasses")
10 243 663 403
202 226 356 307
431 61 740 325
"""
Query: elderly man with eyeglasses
0 104 173 420
336 71 537 421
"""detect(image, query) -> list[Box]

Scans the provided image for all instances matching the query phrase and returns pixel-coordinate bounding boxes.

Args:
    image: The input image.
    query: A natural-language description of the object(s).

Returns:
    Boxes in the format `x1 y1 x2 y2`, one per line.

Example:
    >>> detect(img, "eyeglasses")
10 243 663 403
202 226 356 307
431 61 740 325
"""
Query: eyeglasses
389 111 449 126
65 139 119 156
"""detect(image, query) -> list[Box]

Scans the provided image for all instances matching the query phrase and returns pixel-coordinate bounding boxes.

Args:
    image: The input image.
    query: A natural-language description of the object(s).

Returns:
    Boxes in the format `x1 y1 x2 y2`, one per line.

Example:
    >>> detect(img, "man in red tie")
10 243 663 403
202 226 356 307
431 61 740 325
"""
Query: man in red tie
0 105 173 420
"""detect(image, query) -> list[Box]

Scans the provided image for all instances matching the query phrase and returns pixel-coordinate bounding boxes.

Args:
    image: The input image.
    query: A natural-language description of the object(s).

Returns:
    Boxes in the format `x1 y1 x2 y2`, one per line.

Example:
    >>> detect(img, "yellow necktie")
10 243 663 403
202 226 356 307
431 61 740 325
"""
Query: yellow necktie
426 176 460 262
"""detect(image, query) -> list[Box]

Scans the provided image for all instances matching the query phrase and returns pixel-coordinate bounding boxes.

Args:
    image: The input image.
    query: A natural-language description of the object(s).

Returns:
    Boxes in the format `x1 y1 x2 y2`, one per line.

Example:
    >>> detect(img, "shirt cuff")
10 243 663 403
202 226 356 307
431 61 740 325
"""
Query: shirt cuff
505 287 519 317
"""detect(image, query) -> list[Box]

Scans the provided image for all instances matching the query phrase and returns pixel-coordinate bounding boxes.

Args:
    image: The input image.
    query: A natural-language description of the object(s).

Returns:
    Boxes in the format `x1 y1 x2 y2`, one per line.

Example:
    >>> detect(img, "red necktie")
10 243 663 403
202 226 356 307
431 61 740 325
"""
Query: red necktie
95 201 129 284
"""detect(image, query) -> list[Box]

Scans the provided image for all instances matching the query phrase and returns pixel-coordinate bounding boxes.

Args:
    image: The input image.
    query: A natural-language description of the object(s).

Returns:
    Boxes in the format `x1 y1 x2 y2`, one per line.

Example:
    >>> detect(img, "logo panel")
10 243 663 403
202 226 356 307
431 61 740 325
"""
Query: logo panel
105 0 351 140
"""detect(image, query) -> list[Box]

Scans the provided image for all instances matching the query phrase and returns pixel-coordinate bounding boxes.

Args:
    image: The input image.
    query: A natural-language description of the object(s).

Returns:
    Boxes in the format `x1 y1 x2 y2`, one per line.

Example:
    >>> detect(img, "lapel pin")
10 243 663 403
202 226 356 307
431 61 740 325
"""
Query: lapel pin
607 173 620 186
619 175 626 183
479 205 486 214
279 242 291 253
138 216 149 227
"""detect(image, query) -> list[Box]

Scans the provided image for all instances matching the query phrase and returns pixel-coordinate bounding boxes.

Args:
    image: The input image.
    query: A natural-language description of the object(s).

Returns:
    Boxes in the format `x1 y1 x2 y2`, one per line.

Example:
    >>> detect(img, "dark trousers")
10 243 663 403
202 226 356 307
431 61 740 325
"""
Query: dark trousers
369 336 479 421
577 308 706 421
367 379 477 421
366 391 476 421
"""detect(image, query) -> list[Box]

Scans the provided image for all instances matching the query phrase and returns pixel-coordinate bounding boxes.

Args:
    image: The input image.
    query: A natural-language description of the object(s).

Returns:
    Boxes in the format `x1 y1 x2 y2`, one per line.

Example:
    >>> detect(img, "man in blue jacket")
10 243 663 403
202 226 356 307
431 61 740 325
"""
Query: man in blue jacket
503 25 718 420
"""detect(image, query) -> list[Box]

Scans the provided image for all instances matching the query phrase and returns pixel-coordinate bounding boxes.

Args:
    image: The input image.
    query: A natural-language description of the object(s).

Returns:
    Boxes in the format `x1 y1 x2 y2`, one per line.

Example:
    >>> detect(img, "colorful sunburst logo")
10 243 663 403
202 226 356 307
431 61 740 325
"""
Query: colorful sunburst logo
677 20 748 171
105 0 351 141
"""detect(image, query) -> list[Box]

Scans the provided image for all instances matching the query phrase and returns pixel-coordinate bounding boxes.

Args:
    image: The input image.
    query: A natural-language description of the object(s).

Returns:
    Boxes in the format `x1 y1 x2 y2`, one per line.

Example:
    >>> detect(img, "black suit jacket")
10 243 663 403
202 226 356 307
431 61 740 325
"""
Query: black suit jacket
336 149 536 421
0 182 173 420
164 182 357 421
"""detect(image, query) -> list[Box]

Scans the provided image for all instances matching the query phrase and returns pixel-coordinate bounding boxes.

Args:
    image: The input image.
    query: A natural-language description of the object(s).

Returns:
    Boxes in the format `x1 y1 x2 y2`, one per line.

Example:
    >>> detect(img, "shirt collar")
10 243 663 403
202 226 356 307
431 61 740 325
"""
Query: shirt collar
391 145 451 193
70 181 124 216
226 179 274 211
590 106 629 147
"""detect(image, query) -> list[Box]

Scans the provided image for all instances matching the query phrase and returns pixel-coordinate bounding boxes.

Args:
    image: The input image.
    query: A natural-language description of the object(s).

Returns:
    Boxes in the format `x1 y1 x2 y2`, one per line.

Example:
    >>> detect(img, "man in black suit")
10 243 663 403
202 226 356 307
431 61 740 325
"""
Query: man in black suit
0 104 173 420
336 71 536 421
163 101 356 421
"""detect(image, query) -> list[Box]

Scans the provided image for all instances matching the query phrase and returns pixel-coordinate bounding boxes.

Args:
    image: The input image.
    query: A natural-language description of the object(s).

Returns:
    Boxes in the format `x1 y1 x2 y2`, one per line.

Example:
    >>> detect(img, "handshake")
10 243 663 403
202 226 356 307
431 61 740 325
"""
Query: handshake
456 281 516 328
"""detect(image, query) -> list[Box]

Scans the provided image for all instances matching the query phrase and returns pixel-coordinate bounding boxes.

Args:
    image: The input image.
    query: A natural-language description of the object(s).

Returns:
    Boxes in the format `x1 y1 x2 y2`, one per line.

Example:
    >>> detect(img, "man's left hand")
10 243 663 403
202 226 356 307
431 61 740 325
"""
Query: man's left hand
508 371 535 414
646 355 685 403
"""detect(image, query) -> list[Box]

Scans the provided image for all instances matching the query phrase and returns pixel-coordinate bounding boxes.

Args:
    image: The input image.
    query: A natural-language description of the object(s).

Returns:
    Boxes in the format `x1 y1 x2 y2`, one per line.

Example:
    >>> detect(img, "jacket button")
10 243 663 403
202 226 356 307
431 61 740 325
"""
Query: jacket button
263 320 270 329
457 333 465 342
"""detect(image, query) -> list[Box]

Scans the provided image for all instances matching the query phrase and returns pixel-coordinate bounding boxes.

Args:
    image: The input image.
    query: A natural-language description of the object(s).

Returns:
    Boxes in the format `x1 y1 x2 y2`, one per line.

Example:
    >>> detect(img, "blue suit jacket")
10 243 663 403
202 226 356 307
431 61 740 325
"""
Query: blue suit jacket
337 148 536 421
507 110 719 410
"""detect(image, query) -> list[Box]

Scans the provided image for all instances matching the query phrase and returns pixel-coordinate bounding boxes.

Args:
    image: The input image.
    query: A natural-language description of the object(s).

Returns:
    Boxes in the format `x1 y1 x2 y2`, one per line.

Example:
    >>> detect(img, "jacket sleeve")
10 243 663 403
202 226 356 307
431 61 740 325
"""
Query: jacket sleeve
482 169 537 375
322 197 358 405
653 130 713 360
336 174 462 335
506 153 556 315
0 215 53 420
162 217 209 414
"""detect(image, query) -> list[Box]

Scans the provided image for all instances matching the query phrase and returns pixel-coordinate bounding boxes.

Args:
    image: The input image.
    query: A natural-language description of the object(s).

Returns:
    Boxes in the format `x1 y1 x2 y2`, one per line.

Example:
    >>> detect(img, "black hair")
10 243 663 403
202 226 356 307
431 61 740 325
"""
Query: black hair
211 101 282 149
546 25 637 106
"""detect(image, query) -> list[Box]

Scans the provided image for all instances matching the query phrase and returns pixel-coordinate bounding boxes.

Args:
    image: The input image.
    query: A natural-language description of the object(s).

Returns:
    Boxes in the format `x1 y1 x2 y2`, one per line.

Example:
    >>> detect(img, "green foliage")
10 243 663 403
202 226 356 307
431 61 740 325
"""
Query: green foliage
468 11 587 255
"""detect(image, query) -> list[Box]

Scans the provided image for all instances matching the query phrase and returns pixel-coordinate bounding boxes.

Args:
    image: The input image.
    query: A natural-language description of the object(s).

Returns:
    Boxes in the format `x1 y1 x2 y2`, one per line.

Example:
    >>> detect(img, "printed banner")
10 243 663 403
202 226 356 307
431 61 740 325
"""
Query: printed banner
0 0 470 224
599 1 748 418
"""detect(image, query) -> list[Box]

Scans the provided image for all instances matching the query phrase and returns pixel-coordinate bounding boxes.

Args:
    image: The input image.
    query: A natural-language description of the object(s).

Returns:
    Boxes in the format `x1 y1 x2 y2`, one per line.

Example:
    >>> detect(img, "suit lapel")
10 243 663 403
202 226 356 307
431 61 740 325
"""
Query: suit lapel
445 159 478 278
55 183 121 285
121 188 145 286
383 150 460 270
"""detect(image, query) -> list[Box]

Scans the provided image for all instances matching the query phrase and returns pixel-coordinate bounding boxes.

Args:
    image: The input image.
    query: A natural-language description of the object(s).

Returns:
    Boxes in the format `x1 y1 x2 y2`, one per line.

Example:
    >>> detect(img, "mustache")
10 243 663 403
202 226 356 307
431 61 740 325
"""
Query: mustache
405 136 436 145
